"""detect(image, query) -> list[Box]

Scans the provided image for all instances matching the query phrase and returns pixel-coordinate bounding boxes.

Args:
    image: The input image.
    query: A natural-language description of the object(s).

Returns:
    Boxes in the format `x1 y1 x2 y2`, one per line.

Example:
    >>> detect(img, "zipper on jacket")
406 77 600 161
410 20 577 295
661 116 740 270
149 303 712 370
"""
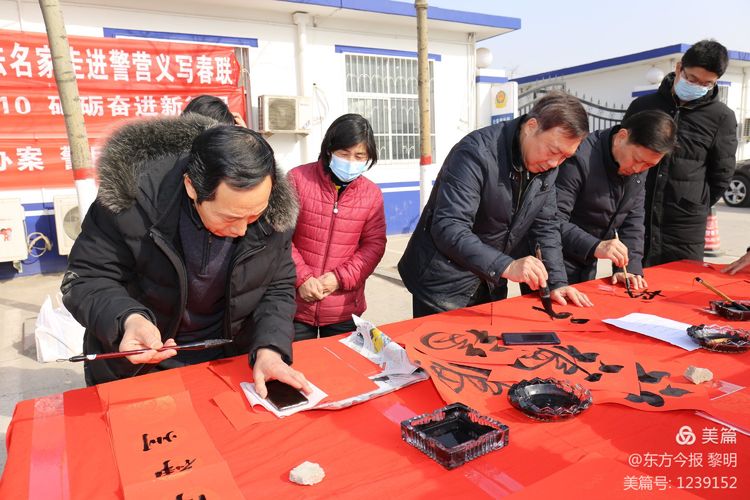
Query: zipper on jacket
223 243 267 339
150 229 189 339
200 234 212 275
648 107 680 251
314 191 340 325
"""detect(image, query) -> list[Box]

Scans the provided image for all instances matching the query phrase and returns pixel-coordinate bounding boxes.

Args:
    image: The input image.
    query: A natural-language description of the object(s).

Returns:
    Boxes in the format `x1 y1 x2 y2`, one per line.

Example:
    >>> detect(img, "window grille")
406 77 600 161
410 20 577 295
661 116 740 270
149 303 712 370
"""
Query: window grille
717 85 729 105
345 54 435 161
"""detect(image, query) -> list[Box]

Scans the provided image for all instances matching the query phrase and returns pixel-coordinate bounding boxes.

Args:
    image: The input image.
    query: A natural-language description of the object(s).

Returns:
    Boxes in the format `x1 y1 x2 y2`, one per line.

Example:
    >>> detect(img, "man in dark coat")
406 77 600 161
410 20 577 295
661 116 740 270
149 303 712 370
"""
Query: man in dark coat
624 39 738 266
556 110 677 288
398 92 594 317
62 116 311 395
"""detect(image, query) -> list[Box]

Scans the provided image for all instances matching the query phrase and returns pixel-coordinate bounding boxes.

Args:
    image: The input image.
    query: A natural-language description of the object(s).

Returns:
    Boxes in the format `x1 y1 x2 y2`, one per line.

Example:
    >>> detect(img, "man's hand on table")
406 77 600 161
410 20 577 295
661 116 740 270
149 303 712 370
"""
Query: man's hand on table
120 313 177 364
551 285 594 307
612 272 648 290
253 347 312 399
721 250 750 275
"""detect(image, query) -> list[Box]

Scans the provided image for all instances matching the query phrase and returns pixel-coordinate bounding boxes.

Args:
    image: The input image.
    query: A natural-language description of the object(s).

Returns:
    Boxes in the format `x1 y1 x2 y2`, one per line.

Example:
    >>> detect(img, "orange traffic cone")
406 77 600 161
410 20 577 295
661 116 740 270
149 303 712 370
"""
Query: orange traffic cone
704 206 721 256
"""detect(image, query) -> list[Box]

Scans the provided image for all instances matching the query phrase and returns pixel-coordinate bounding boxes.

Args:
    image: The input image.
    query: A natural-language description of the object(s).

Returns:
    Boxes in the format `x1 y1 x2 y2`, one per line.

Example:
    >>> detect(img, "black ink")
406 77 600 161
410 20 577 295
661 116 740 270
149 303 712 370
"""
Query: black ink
570 318 590 324
511 347 592 376
421 329 505 354
467 329 500 345
554 344 598 363
176 495 207 500
450 363 492 377
155 458 196 478
532 305 572 319
660 384 691 397
636 363 670 384
585 373 603 382
599 361 624 373
465 345 487 357
429 361 511 396
625 390 665 407
142 431 177 452
628 289 664 300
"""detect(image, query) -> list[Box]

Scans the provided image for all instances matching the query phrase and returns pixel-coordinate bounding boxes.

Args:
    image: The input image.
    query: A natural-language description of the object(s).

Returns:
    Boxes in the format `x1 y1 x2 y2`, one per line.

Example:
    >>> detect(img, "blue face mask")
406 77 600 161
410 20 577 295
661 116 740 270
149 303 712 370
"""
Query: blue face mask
674 76 710 102
329 154 369 182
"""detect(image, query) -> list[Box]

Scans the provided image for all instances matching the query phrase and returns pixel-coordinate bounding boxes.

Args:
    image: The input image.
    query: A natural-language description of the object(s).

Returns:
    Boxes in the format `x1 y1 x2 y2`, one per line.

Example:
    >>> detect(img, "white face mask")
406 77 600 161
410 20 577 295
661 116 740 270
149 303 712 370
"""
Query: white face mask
329 154 369 182
674 77 710 101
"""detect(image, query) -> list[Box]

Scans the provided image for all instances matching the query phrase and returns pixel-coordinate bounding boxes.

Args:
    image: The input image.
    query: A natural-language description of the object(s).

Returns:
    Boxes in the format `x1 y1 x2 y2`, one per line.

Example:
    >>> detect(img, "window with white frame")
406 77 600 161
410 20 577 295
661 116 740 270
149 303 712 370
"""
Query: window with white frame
717 84 729 105
345 53 435 162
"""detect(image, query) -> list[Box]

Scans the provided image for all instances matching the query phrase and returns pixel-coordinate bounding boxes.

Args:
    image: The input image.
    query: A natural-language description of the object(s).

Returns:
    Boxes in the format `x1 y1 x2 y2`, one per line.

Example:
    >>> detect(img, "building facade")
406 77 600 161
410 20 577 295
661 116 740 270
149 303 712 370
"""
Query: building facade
0 0 520 278
514 43 750 161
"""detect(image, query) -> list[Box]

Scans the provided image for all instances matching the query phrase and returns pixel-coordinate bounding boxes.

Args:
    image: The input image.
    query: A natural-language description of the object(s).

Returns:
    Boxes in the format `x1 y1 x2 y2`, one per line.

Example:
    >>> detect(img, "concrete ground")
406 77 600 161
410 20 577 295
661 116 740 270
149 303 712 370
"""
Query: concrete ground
1 201 747 474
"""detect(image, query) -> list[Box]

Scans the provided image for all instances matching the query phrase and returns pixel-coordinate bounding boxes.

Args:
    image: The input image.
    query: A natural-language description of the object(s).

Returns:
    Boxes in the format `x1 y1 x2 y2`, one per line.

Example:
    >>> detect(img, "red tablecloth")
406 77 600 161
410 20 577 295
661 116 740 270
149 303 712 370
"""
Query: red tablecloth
1 261 748 498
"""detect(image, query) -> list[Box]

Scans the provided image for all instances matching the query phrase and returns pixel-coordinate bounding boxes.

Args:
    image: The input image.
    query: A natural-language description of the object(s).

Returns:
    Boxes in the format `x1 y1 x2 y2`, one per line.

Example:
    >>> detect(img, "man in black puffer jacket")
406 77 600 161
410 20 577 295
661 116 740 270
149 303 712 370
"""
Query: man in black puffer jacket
61 116 310 396
399 92 594 317
557 110 677 288
624 40 737 266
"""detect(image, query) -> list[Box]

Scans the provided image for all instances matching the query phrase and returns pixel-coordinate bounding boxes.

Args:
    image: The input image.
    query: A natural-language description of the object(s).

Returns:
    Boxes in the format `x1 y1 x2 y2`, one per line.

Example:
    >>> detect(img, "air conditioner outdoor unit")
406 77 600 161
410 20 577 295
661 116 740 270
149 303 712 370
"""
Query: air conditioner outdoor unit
0 198 28 262
53 195 82 256
258 95 311 134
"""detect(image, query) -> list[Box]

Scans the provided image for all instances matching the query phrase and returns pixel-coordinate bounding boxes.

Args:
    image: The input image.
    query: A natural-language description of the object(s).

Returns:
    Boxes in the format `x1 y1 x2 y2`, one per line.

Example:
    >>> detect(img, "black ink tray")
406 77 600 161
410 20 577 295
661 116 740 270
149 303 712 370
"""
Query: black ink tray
709 300 750 321
687 324 750 353
401 402 509 469
508 377 592 421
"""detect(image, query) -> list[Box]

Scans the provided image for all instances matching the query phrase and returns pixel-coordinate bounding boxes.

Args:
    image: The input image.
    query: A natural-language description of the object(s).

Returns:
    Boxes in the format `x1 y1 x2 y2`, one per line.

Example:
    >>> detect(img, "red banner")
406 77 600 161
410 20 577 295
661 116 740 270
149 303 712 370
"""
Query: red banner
0 88 245 136
0 29 247 189
0 30 240 90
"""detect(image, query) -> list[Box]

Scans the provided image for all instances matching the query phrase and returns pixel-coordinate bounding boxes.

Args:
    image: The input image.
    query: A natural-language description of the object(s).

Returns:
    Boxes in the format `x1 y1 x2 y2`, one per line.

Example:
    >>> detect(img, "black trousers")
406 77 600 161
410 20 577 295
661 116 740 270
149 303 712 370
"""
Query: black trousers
293 319 357 341
412 282 509 318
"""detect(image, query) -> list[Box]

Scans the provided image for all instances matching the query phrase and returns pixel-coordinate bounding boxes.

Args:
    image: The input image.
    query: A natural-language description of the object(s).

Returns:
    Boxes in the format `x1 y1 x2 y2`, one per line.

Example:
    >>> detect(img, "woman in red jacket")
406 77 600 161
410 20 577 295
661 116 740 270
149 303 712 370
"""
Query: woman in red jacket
288 114 387 340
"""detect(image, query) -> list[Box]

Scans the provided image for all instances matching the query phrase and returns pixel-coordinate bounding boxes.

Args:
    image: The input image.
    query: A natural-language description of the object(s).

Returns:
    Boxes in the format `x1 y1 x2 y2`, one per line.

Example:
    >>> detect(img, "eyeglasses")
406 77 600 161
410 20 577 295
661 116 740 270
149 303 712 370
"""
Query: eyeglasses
681 69 717 90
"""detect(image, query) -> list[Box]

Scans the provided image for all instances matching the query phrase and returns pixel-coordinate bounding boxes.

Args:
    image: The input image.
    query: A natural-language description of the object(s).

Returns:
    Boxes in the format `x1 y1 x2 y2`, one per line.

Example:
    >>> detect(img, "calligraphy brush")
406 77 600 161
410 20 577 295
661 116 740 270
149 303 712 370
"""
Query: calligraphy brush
613 229 633 297
57 338 234 362
535 243 571 319
694 277 750 312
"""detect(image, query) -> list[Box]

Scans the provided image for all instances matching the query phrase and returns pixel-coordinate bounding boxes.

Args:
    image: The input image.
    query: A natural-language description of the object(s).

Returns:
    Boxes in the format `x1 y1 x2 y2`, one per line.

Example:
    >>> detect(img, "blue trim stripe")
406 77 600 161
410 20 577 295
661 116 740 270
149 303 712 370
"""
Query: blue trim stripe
515 44 750 84
476 75 508 83
103 28 258 47
22 202 54 211
514 44 691 84
718 80 731 86
282 1 521 30
335 45 441 61
377 181 419 189
728 50 750 62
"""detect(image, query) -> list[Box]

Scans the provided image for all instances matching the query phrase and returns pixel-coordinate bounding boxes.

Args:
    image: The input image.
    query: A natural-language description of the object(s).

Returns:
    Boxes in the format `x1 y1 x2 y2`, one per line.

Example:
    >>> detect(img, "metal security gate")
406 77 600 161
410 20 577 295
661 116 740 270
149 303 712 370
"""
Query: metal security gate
518 80 626 132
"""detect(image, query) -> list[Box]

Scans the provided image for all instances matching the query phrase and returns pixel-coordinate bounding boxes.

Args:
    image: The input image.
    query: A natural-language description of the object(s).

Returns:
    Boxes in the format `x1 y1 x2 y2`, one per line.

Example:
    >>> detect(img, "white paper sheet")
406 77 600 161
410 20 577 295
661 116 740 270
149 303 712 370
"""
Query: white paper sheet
603 312 699 351
240 381 327 418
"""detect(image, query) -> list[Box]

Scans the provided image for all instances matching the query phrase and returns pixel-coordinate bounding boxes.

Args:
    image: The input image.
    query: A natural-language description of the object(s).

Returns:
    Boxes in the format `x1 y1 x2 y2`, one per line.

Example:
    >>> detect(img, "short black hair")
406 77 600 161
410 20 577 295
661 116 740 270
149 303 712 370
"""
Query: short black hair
183 95 235 125
187 126 276 202
621 110 677 154
319 114 378 168
528 91 589 138
681 40 729 77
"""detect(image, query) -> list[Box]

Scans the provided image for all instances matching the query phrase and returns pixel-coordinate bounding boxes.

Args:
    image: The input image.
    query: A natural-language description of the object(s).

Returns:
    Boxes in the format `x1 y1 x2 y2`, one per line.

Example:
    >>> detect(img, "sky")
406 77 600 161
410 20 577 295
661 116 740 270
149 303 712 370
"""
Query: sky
409 0 748 78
